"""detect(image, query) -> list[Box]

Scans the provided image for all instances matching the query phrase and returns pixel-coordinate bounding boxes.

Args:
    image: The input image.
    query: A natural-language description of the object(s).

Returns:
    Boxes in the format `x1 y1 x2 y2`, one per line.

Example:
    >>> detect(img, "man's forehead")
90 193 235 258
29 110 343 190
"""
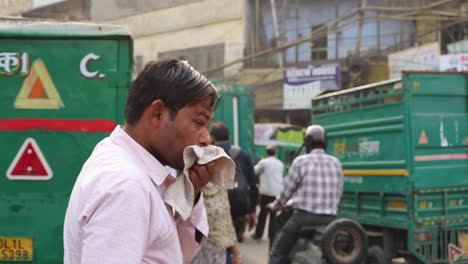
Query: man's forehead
193 108 214 120
197 96 217 109
189 101 213 117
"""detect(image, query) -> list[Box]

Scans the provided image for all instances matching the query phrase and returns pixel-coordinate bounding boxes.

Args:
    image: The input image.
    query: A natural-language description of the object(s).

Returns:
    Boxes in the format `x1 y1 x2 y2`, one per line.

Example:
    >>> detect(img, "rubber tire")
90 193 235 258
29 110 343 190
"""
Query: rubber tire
366 246 385 264
321 218 368 264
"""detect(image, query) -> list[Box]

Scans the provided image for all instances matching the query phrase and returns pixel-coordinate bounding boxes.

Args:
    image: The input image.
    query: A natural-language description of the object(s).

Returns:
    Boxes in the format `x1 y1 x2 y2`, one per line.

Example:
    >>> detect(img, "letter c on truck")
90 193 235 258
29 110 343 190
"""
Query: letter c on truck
80 53 105 79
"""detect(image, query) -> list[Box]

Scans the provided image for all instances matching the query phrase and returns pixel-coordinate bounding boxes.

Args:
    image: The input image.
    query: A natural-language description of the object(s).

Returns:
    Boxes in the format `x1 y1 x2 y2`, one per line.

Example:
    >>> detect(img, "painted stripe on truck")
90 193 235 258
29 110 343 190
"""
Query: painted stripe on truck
0 119 116 133
344 169 409 176
415 154 468 161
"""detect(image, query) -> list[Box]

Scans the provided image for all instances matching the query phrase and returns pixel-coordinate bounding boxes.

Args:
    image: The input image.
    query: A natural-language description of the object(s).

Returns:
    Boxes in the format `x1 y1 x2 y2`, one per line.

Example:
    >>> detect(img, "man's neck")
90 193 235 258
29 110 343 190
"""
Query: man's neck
123 123 147 148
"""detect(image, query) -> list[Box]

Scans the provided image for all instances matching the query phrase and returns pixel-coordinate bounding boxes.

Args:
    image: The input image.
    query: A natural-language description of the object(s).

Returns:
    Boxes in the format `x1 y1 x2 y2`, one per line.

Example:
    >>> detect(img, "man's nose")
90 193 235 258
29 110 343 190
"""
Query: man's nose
199 128 211 146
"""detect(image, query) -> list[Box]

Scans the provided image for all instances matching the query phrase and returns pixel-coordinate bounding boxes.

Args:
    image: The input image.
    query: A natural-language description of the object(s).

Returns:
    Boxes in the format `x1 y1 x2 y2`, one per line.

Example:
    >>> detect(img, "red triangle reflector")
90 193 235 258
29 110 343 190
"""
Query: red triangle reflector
6 138 53 180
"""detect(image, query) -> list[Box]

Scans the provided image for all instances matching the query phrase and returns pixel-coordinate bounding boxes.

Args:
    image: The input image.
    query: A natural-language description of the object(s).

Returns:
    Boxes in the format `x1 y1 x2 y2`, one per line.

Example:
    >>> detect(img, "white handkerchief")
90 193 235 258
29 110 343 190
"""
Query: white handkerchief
163 145 235 220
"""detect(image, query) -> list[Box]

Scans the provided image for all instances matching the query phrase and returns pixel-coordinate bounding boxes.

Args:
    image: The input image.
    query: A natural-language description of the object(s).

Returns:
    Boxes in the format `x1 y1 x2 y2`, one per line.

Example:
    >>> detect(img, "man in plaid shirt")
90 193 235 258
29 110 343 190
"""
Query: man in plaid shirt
267 125 344 264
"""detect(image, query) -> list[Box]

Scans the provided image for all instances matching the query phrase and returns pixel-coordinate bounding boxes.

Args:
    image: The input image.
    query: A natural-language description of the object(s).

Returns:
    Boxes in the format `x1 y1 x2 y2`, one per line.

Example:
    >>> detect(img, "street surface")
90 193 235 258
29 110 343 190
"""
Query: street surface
239 227 270 264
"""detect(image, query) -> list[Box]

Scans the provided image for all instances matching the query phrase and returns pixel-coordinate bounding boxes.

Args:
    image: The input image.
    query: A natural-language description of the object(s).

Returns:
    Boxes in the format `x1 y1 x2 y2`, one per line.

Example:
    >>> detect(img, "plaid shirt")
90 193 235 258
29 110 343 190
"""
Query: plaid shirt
274 148 343 215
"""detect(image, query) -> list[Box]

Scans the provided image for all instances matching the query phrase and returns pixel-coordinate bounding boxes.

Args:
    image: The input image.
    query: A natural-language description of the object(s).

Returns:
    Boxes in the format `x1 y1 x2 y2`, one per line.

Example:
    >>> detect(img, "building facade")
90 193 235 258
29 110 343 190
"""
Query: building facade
91 0 245 80
22 0 90 21
0 0 33 15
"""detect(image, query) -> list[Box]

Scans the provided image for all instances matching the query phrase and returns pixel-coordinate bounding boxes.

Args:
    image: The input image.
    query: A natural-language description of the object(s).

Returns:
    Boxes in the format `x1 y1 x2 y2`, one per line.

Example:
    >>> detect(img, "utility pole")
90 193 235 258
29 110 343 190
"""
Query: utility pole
255 0 260 52
355 0 367 56
335 0 340 59
295 0 300 62
252 0 260 66
377 10 381 55
270 0 284 69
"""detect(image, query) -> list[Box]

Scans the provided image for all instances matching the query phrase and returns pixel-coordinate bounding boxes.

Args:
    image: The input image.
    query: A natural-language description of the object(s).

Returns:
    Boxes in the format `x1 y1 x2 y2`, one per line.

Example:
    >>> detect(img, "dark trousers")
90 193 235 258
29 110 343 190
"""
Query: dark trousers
232 215 246 242
268 209 336 264
254 194 276 239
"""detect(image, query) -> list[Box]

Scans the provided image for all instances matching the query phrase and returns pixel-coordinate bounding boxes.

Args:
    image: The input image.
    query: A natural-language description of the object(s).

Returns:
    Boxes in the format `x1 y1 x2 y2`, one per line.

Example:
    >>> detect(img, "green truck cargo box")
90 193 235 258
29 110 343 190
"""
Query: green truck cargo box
212 81 255 159
0 20 133 263
312 72 468 263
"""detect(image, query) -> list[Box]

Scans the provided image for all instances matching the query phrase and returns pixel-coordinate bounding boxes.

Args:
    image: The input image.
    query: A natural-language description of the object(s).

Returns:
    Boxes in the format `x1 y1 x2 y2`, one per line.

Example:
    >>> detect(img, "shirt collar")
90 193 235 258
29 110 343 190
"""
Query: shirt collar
109 126 175 186
311 148 325 154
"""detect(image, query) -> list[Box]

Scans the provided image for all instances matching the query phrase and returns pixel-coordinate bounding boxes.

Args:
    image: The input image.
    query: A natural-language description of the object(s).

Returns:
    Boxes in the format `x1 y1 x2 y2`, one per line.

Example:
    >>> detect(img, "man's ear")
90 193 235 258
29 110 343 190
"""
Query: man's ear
148 100 167 127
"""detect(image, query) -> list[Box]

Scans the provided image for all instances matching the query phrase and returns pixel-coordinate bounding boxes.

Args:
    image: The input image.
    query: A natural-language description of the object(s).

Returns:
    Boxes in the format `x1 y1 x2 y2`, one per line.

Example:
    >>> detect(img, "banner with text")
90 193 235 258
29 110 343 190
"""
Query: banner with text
388 42 440 79
283 63 340 109
440 53 468 72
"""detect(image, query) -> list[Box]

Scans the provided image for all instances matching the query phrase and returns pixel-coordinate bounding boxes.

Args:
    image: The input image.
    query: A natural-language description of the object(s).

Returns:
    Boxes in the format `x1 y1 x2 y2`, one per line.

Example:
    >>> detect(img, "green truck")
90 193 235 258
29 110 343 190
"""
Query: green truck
0 19 254 263
312 72 468 264
212 81 255 159
0 20 133 264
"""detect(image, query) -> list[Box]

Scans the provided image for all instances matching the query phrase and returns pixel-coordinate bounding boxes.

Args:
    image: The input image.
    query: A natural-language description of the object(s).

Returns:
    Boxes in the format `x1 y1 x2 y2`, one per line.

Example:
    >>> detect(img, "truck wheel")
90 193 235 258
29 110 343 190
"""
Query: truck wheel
366 246 385 264
321 218 368 264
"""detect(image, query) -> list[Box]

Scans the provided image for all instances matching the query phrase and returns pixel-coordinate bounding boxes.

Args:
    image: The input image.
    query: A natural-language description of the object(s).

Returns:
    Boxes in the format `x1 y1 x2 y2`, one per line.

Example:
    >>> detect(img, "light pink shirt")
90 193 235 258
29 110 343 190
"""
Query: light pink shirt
64 126 208 264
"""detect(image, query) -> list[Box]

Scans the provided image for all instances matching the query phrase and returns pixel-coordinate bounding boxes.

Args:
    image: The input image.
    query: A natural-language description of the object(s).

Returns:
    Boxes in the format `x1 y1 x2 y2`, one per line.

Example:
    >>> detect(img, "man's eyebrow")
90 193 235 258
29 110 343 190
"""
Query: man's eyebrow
194 111 213 121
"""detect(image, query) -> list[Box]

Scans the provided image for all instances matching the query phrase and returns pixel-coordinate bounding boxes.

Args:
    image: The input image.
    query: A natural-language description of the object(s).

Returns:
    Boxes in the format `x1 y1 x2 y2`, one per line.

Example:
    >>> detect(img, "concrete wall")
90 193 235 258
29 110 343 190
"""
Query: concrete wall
102 0 245 79
362 62 389 84
415 17 440 46
90 0 201 21
0 0 33 15
22 0 88 20
240 68 283 109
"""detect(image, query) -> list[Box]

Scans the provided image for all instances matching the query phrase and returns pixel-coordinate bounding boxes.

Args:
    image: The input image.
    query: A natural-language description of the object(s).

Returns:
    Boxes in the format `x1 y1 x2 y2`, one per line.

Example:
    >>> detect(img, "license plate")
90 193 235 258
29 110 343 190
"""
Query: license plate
0 237 33 261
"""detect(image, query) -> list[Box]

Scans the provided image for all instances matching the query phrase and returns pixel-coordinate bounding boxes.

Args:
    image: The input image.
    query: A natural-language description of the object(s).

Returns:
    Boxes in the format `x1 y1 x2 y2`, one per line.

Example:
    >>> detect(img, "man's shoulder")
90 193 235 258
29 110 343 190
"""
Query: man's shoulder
77 162 149 201
323 153 342 164
235 147 250 159
81 139 148 185
293 153 310 163
226 145 240 157
263 156 283 166
272 156 284 164
88 139 133 168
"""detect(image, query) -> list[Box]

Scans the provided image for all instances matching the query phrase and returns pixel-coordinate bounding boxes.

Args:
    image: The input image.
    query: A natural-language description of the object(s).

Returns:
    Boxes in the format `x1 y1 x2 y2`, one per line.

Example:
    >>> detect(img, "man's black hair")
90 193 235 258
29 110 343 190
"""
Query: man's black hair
266 145 276 156
125 58 219 124
209 122 230 141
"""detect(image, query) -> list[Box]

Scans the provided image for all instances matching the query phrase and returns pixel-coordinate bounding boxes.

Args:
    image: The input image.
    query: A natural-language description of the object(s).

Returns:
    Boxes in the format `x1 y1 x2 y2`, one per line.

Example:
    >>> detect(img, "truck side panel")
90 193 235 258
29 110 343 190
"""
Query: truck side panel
213 82 255 158
313 80 411 194
408 74 468 189
0 37 131 263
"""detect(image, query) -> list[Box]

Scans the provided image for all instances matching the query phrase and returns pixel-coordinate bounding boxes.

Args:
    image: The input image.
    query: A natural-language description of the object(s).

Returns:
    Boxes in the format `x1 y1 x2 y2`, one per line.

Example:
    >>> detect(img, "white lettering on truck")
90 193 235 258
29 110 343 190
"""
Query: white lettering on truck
80 53 105 79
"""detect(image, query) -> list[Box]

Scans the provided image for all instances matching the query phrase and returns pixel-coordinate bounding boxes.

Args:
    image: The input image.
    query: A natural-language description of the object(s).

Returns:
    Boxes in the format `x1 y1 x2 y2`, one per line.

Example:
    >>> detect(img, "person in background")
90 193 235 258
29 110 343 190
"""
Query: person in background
252 145 284 242
191 136 243 264
210 122 258 243
267 125 344 264
191 182 243 264
64 58 219 264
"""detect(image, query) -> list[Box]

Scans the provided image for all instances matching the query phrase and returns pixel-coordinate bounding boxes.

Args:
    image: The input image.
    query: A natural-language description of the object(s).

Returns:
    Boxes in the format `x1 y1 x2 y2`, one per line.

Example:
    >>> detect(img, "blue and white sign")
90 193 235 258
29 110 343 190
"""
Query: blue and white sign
283 63 340 109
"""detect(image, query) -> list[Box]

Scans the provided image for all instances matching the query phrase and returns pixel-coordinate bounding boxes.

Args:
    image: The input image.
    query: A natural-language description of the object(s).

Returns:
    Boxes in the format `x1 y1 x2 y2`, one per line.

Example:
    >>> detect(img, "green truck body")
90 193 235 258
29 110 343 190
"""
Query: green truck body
312 72 468 263
212 81 255 159
0 20 133 264
0 20 254 263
